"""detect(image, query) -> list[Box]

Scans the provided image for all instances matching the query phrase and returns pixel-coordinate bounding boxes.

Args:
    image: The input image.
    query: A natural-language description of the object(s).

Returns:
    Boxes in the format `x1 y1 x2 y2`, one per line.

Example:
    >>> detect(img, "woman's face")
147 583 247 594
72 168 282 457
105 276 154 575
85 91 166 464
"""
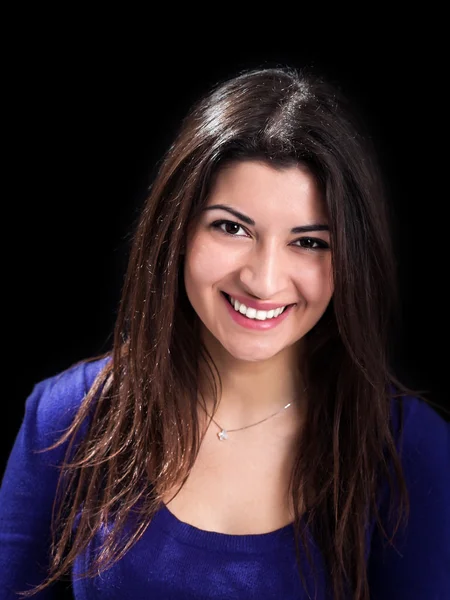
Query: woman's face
183 160 334 363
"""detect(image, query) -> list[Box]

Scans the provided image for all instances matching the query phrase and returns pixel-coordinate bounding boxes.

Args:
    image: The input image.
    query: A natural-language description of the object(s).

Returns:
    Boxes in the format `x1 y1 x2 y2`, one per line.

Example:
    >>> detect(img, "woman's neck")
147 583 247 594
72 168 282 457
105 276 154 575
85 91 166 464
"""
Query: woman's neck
198 331 307 429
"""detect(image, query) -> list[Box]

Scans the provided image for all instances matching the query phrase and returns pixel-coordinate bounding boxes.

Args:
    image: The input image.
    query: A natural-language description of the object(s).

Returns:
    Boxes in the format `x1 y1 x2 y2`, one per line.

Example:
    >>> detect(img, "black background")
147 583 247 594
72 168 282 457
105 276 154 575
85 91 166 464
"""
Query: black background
4 18 449 477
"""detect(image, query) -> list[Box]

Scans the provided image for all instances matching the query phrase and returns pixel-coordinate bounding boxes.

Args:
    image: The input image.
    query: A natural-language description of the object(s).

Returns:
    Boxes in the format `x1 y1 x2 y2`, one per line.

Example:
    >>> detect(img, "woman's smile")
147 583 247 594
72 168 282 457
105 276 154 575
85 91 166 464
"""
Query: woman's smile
220 290 297 331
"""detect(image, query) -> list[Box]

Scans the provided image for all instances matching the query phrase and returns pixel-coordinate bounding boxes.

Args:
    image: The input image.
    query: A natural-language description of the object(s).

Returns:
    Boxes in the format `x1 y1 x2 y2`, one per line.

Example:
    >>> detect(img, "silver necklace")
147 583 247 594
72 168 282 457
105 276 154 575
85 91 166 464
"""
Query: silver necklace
209 400 296 441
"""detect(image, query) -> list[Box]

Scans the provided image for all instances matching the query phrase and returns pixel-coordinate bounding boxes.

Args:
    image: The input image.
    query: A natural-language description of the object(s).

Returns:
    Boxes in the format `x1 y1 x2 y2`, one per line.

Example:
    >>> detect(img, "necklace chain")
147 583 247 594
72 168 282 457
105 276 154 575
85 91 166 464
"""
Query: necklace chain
208 387 307 441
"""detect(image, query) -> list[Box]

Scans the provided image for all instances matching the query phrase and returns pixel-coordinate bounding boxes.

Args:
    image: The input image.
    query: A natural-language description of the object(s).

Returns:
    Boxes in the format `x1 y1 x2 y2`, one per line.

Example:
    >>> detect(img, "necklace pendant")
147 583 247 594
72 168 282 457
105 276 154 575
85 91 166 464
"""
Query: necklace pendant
217 429 228 441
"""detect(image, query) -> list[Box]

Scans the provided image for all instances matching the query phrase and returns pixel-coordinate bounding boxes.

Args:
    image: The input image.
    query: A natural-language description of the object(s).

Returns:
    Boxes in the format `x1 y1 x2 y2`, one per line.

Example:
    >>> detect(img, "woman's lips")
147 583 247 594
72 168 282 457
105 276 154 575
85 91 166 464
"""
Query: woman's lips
221 291 295 331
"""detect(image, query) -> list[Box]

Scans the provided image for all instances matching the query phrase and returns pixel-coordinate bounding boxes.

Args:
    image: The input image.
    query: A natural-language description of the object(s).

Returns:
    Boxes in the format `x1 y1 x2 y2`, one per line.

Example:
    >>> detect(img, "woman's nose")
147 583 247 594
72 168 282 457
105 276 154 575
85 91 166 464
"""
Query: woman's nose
238 243 289 299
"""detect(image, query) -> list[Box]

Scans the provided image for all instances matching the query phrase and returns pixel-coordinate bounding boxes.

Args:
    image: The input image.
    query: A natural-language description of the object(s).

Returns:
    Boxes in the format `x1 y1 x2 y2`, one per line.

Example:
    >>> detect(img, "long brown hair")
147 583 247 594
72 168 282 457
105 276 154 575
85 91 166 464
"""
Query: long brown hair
23 67 434 599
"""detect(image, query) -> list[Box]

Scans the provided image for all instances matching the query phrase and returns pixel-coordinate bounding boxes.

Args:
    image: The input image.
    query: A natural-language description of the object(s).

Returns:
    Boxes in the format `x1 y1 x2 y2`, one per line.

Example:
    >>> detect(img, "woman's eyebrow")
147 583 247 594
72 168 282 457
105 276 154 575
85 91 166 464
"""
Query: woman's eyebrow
203 204 330 234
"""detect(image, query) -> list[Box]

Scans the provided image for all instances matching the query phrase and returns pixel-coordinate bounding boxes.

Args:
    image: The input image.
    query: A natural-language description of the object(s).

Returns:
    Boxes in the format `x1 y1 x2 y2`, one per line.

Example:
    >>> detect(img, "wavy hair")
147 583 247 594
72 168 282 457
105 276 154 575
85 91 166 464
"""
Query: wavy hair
24 67 433 600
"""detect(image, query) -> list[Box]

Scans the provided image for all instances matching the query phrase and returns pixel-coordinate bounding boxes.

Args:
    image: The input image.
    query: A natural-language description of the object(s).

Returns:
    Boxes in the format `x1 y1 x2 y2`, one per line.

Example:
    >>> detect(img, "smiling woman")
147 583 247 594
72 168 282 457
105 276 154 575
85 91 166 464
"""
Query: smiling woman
1 67 449 600
184 160 333 363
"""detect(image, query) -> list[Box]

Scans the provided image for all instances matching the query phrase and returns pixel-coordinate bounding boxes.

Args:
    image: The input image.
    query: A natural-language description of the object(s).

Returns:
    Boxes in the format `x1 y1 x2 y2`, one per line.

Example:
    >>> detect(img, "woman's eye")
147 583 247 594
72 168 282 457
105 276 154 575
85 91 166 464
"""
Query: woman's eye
211 222 329 251
211 220 247 236
295 237 329 250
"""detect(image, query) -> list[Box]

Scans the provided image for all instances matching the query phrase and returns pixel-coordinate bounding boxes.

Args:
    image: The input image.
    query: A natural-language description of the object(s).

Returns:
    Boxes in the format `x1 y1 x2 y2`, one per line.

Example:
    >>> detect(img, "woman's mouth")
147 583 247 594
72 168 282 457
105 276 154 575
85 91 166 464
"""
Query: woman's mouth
221 292 296 330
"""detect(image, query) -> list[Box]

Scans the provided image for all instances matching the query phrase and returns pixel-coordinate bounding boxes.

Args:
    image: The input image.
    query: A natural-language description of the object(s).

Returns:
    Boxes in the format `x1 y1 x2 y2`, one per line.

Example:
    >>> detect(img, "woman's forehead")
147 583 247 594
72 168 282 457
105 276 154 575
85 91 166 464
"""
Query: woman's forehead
205 160 328 223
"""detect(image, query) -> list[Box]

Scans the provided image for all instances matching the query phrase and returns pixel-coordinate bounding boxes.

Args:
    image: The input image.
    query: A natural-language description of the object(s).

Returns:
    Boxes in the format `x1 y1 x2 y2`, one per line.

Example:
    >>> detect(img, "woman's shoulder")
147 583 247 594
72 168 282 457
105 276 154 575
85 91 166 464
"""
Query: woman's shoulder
389 391 449 460
34 355 110 408
383 389 449 518
22 355 111 456
366 391 450 595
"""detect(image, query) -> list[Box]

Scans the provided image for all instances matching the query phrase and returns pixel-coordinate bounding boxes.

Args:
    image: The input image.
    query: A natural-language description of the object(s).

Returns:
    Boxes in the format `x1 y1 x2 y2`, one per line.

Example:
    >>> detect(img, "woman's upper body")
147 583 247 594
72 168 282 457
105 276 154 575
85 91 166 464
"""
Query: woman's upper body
2 66 449 600
1 357 449 599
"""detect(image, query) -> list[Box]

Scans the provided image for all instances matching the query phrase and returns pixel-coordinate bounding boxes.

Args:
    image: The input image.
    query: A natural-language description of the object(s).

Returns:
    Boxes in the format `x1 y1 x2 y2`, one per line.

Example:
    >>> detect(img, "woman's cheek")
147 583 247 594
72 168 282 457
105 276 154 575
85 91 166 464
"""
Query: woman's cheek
295 261 333 304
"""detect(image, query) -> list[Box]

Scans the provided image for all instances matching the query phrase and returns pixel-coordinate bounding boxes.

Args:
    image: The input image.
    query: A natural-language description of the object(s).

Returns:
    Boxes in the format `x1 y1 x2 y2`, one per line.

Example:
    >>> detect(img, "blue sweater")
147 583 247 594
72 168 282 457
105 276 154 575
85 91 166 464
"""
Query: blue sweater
1 358 449 599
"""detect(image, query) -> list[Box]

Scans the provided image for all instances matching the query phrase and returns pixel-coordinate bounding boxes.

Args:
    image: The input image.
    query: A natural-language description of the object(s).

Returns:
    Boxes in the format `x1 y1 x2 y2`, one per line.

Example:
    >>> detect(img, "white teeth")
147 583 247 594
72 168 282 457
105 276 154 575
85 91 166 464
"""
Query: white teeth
228 296 287 320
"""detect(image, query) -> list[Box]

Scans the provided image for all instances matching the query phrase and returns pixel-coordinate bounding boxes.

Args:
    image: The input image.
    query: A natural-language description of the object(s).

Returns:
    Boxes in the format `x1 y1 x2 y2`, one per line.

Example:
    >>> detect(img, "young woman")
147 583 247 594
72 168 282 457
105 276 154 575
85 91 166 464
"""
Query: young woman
1 67 449 600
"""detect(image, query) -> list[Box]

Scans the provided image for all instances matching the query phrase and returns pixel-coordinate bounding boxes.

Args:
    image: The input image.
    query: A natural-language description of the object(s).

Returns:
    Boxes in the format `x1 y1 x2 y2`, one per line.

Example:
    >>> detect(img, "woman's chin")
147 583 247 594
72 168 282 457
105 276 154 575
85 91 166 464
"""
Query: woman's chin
221 341 283 363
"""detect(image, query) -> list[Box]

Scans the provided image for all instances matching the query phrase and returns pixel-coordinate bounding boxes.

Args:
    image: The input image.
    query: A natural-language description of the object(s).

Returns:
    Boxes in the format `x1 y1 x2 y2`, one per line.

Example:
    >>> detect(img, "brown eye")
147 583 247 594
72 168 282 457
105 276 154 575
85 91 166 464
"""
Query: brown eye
211 220 247 237
223 222 241 235
301 238 318 249
294 237 330 250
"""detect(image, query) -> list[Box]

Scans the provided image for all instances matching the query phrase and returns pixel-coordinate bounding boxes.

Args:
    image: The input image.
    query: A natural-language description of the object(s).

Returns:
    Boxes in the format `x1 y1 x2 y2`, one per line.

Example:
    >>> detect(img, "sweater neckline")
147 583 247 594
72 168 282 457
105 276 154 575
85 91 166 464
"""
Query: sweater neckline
151 503 310 554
